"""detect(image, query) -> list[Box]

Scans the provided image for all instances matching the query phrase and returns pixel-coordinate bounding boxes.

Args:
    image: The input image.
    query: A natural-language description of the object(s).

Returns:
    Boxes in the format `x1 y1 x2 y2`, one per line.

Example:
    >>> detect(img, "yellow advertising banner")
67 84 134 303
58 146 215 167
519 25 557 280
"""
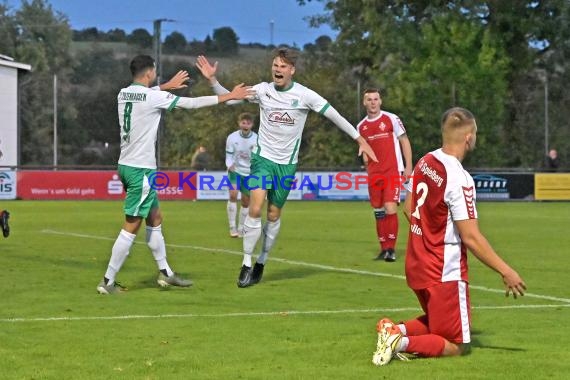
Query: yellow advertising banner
534 173 570 200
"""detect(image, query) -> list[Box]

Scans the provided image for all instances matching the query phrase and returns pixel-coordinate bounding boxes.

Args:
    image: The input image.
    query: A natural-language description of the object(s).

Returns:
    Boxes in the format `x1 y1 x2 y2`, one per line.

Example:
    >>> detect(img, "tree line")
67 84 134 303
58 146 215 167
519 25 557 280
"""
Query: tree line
2 0 568 170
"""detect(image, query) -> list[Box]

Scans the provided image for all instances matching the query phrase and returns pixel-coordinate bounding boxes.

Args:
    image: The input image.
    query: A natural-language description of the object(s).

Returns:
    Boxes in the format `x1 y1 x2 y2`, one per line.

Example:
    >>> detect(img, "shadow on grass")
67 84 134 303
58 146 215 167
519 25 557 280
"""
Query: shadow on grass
467 331 527 353
262 266 322 283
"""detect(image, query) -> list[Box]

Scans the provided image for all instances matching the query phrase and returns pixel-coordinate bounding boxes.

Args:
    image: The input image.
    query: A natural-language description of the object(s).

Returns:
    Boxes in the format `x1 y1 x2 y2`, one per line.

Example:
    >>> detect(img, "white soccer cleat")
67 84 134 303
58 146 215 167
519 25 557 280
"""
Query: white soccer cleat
372 318 403 366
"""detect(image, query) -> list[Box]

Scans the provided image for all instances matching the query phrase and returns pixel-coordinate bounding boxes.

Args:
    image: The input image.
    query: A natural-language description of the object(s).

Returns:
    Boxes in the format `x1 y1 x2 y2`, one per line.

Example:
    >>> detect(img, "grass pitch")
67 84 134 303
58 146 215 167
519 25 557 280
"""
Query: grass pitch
0 200 569 379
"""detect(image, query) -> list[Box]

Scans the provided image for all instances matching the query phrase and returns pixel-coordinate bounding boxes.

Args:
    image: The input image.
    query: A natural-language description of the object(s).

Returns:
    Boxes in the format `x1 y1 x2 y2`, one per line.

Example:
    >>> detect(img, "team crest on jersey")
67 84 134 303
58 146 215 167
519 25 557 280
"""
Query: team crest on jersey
291 99 299 107
268 111 295 125
462 186 475 219
379 122 387 131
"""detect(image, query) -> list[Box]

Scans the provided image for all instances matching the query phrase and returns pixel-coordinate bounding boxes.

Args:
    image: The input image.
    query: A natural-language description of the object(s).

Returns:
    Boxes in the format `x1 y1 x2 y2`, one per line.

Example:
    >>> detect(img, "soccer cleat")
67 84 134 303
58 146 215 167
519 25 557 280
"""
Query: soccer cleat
237 265 253 288
157 272 193 288
1 210 10 238
372 318 403 366
384 249 396 262
96 279 126 294
250 262 265 285
374 250 387 260
230 228 239 238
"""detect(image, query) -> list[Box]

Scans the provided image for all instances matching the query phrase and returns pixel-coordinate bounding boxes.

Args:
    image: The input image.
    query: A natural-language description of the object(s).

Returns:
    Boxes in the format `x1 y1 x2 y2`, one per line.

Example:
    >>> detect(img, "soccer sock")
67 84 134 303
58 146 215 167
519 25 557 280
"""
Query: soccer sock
405 335 446 357
384 213 398 250
242 216 262 267
104 229 136 285
238 206 249 233
146 225 174 276
257 219 281 265
374 208 386 249
403 315 430 336
227 201 237 230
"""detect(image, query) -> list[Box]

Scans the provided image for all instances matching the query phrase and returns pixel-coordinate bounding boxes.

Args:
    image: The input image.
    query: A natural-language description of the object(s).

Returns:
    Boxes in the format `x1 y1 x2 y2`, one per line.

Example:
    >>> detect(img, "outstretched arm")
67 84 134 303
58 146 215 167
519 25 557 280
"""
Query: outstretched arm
196 55 249 104
455 219 527 298
321 106 378 162
175 83 253 109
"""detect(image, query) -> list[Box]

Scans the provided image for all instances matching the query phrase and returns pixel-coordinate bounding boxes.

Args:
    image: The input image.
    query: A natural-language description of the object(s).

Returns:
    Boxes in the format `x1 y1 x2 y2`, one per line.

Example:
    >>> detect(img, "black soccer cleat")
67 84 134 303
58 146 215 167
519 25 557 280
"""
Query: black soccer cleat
237 265 253 288
1 210 10 238
384 249 396 262
250 262 265 285
374 250 387 261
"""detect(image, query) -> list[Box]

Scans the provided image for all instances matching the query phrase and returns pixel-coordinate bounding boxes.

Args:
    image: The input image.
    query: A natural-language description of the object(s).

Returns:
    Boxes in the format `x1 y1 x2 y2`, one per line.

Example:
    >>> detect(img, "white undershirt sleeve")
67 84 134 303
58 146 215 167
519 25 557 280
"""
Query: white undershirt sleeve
211 80 245 105
175 96 218 109
322 106 361 140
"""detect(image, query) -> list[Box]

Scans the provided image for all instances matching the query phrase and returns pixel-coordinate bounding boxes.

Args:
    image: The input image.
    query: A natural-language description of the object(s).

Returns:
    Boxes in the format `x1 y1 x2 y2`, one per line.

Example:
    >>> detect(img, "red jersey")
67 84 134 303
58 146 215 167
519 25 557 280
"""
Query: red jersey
405 149 477 290
357 111 406 175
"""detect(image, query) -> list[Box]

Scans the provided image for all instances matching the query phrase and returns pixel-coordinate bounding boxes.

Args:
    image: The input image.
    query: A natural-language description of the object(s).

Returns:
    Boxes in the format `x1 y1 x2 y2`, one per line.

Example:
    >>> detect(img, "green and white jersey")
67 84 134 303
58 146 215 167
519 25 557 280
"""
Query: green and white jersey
226 130 258 175
117 83 179 169
248 81 329 164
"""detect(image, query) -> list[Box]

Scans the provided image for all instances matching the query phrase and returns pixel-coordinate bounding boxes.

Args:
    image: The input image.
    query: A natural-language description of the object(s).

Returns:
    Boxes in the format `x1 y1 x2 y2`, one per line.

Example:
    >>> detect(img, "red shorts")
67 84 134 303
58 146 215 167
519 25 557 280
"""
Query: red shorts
367 172 401 208
413 281 471 344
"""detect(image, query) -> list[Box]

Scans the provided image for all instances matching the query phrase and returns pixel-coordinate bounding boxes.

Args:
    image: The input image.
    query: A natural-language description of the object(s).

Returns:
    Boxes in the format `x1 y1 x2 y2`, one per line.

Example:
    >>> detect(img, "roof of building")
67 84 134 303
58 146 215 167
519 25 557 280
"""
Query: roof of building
0 55 32 71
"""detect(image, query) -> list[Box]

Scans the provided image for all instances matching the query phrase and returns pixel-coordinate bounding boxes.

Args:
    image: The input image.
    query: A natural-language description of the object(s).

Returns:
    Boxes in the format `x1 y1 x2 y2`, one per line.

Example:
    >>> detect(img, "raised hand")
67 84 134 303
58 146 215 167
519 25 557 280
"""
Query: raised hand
196 55 218 81
160 70 189 90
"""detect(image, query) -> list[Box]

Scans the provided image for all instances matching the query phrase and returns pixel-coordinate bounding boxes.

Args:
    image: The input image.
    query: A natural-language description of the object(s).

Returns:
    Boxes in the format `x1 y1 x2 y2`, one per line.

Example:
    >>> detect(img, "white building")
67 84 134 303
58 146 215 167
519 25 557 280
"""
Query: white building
0 55 32 167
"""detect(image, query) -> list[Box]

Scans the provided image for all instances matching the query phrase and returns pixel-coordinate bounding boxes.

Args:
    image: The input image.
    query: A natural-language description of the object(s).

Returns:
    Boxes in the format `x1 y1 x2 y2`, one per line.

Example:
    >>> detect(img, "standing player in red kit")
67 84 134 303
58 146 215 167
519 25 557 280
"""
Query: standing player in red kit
357 88 413 262
371 107 526 366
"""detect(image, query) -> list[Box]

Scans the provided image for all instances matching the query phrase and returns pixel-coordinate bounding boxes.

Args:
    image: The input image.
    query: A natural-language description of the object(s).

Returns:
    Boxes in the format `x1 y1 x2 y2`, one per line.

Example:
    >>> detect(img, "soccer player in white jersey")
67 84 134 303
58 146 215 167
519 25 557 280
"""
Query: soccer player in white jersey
372 107 527 365
226 112 258 238
97 55 252 294
196 48 378 288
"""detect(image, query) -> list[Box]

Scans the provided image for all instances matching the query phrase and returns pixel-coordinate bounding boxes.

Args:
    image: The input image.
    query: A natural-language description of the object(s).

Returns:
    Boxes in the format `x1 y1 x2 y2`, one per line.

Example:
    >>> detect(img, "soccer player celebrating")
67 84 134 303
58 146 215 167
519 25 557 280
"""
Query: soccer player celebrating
372 107 526 365
226 112 258 238
357 88 412 262
96 55 252 294
196 48 378 288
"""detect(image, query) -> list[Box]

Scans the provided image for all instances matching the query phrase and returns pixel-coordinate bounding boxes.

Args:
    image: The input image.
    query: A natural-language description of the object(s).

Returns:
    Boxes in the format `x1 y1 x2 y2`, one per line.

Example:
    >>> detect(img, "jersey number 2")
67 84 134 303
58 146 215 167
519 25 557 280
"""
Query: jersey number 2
411 182 428 219
122 102 133 142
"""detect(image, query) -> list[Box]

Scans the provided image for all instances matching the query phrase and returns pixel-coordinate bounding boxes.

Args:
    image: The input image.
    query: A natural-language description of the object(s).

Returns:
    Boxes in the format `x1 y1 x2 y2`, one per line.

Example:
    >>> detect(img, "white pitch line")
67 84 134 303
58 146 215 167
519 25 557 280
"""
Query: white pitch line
42 229 570 304
2 304 569 323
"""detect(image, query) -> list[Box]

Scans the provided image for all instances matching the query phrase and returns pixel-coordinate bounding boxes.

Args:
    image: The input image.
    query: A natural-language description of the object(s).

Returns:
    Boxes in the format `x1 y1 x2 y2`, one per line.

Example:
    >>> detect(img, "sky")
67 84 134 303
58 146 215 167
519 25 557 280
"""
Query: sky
5 0 338 47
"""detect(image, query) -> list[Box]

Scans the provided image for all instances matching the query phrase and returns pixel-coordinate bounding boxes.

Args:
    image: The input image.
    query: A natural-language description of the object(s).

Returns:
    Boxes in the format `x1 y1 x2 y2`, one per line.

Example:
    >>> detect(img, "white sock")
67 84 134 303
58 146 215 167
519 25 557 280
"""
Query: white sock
398 337 409 353
397 323 407 336
146 225 173 276
227 201 237 230
104 229 136 284
242 215 262 267
257 219 281 265
238 206 248 234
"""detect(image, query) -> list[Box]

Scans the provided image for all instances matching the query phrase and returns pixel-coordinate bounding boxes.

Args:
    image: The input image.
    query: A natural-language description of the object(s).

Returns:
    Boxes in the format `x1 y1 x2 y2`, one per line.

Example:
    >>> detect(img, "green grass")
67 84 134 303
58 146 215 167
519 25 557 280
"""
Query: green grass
0 201 569 379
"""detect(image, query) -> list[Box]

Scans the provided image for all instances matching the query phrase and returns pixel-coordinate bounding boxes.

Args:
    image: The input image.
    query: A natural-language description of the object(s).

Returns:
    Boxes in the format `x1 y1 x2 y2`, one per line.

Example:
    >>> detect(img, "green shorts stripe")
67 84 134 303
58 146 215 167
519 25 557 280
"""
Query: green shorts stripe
118 164 159 218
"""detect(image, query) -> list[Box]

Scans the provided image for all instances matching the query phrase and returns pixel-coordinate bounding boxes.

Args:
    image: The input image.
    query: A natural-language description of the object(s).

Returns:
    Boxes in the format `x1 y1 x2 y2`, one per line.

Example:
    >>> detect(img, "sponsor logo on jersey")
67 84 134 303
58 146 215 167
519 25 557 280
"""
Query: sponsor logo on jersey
268 112 295 125
419 160 444 187
462 186 476 218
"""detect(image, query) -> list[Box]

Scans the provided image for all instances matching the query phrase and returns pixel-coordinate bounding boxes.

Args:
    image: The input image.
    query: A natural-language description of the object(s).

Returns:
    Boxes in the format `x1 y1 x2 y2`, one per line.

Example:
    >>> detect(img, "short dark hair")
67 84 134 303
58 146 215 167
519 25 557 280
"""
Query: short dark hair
238 112 254 122
363 88 382 97
272 47 299 66
130 55 155 77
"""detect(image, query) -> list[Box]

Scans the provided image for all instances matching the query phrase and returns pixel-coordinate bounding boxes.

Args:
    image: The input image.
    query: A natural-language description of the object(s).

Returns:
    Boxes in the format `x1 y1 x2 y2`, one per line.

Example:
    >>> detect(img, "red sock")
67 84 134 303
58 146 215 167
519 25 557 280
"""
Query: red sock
406 335 446 357
375 218 385 249
403 315 430 336
384 213 398 250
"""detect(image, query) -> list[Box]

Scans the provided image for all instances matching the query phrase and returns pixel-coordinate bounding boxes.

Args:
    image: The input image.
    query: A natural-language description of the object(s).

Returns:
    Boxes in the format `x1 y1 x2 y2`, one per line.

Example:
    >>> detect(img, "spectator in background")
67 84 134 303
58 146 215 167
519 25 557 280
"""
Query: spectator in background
1 210 9 238
191 145 210 170
545 149 560 172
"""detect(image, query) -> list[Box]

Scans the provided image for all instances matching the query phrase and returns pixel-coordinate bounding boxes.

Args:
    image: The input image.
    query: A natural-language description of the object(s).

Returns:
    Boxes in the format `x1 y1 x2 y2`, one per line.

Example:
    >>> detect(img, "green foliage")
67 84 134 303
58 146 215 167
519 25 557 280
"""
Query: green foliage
211 26 239 55
163 31 187 54
127 28 152 49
